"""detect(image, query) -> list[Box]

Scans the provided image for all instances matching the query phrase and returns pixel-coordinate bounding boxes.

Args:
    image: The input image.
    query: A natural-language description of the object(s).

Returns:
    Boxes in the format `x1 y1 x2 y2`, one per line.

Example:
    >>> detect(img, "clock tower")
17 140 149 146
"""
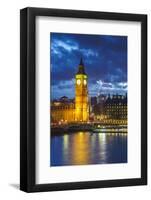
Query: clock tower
75 58 89 121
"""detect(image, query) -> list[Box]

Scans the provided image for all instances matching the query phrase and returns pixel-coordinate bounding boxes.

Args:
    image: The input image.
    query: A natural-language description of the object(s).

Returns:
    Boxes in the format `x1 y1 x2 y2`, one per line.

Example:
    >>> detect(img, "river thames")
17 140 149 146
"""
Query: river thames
50 130 127 166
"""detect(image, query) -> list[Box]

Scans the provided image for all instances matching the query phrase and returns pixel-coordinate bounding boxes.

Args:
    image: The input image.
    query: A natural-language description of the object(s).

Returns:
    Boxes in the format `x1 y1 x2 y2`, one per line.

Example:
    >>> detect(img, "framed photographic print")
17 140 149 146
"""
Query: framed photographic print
20 7 147 192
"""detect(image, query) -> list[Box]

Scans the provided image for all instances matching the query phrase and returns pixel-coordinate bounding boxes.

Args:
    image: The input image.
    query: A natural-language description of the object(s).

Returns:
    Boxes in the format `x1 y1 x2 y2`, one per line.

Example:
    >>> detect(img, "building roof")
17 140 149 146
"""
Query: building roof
76 58 86 75
60 96 68 99
105 94 127 104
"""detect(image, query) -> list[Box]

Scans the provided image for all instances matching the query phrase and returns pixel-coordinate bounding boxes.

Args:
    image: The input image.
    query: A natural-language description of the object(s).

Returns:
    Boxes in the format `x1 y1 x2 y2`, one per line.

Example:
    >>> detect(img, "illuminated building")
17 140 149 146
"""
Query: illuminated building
51 98 75 123
75 58 89 121
51 58 89 123
105 94 127 120
91 94 127 123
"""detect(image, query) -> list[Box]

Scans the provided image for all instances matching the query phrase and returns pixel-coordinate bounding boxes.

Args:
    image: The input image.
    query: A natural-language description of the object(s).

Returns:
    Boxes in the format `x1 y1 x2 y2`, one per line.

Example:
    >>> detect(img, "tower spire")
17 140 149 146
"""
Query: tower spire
75 58 89 122
80 57 84 66
77 57 86 75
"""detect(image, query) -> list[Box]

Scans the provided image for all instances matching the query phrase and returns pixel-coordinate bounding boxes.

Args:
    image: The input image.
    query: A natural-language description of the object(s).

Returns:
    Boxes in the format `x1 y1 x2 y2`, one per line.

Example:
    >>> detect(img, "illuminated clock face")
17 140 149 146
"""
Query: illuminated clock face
77 79 81 85
84 80 87 85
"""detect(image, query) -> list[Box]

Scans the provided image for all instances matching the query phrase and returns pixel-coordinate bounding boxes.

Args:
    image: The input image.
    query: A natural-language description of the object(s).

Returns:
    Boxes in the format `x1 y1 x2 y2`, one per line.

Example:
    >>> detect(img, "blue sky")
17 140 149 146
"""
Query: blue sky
50 33 127 99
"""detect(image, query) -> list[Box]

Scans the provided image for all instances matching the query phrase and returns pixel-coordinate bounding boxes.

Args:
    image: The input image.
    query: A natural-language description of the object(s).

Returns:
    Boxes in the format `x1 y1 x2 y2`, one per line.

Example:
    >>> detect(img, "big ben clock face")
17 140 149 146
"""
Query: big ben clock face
84 79 87 85
77 79 81 85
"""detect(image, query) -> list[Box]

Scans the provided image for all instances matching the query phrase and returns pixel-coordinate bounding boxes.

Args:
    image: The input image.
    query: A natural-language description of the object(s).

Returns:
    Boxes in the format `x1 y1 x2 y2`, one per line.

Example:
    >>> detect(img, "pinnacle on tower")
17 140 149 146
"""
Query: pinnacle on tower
80 57 84 66
77 57 86 75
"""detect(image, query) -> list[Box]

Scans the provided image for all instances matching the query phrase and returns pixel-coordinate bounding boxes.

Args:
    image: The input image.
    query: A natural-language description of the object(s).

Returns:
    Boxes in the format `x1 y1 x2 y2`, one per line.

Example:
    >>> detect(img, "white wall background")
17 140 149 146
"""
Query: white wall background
0 0 150 199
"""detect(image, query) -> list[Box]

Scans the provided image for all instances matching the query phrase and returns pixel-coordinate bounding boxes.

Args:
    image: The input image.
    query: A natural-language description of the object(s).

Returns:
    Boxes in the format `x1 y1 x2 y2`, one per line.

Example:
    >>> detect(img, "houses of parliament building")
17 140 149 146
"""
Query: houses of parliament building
51 58 90 123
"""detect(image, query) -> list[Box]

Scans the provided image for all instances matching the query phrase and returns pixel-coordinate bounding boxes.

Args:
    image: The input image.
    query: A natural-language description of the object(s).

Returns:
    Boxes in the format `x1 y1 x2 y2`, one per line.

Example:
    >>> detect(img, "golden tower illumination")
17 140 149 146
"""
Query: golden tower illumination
75 58 89 121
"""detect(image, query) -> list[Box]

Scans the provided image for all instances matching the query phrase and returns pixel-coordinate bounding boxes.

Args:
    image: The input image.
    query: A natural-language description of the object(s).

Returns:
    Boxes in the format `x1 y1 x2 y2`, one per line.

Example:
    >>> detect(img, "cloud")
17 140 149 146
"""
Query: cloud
92 80 127 96
50 33 127 99
51 39 79 53
51 79 75 99
80 48 98 58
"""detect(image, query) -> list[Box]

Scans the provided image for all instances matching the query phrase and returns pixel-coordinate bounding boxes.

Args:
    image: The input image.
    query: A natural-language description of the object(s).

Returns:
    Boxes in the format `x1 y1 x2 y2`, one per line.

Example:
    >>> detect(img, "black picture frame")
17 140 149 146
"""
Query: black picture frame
20 7 147 192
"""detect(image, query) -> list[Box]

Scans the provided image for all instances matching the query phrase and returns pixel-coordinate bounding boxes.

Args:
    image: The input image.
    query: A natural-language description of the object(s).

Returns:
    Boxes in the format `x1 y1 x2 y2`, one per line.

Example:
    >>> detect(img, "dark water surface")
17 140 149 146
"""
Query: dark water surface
50 131 127 166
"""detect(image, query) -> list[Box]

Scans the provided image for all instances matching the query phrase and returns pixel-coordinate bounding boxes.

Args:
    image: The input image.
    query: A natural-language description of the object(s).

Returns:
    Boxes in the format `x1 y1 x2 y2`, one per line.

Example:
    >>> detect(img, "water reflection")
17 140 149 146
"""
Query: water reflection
98 133 107 163
50 131 127 166
71 132 90 165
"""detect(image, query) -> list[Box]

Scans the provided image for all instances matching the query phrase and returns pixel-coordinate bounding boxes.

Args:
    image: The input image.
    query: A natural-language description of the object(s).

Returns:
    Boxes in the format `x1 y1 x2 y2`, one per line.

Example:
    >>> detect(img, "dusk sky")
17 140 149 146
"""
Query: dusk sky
50 33 127 99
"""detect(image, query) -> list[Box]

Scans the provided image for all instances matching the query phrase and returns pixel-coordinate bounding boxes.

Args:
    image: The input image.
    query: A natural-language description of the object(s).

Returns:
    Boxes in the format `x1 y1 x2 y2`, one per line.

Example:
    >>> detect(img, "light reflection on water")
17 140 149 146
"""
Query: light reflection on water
50 131 127 166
